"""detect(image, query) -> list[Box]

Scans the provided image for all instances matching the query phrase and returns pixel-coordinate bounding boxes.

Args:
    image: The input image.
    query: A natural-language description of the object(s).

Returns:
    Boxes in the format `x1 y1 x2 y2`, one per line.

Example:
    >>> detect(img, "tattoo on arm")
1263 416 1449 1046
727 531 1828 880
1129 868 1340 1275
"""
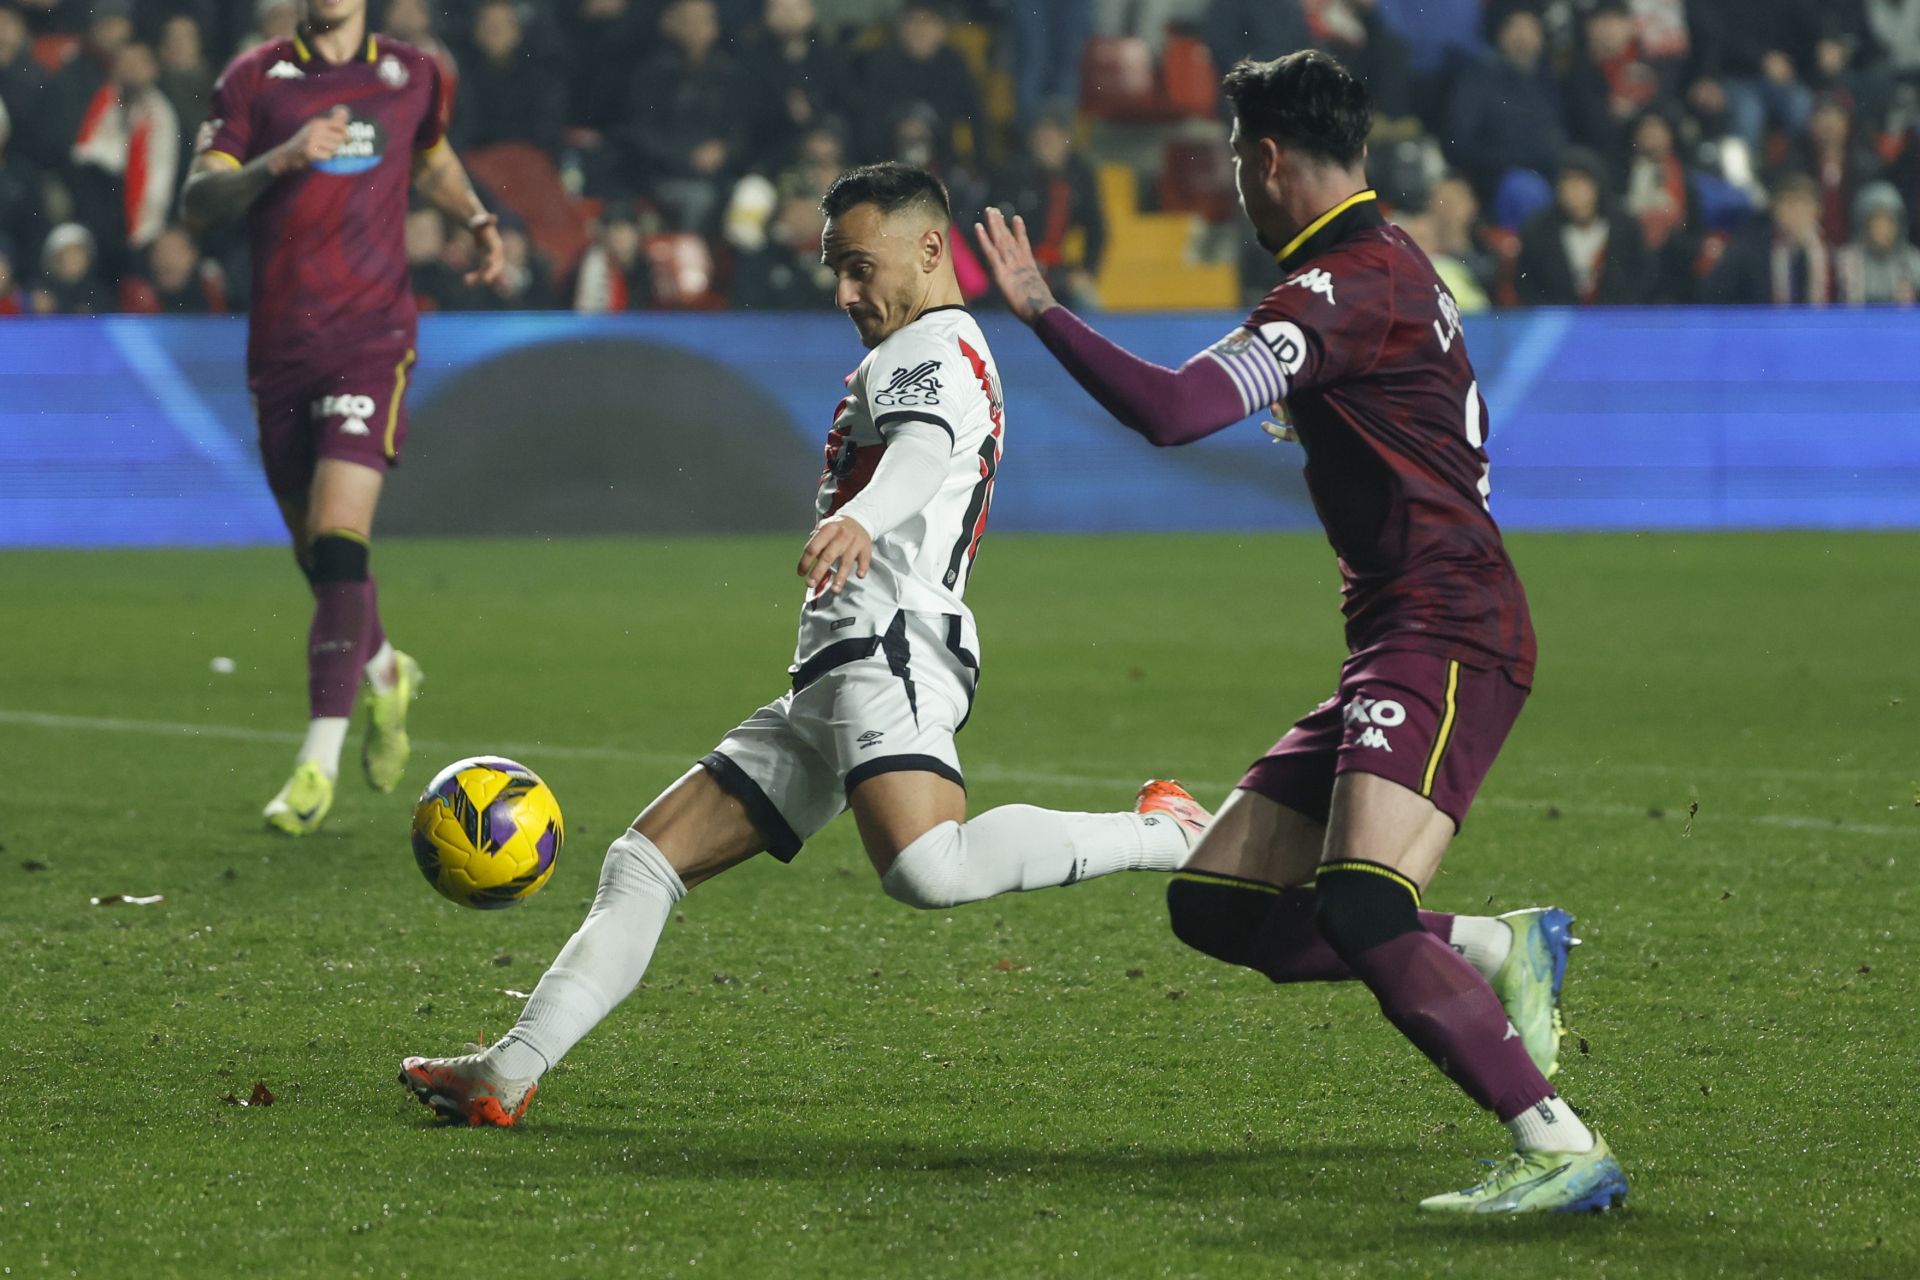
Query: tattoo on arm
180 156 281 230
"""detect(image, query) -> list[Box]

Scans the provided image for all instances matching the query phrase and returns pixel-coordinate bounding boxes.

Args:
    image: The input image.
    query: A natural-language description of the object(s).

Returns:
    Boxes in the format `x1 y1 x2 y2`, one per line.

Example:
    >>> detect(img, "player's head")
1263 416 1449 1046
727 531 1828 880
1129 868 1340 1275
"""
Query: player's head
301 0 368 34
819 162 956 349
1223 50 1371 254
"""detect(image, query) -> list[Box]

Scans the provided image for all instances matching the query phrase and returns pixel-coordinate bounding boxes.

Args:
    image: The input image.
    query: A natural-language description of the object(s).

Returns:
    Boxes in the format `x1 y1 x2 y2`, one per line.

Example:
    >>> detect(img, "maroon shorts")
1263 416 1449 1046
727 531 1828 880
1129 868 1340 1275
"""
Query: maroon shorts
250 343 418 498
1239 649 1528 829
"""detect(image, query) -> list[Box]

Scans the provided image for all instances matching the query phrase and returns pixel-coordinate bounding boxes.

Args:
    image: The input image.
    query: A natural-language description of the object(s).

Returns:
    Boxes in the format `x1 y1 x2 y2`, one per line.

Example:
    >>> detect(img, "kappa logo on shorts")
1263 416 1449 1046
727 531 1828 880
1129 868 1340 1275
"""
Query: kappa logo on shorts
313 394 376 437
1344 694 1406 752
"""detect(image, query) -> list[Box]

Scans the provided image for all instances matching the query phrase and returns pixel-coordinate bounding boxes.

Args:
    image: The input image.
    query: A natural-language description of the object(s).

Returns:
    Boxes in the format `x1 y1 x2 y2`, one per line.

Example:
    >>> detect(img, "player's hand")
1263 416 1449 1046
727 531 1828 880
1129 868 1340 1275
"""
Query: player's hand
797 514 873 596
974 206 1059 325
272 107 350 175
467 218 506 288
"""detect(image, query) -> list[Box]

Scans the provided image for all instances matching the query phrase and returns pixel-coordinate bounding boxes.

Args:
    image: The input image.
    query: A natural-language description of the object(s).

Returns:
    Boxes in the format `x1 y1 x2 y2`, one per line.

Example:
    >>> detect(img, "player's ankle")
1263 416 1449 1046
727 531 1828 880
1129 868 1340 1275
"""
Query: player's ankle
1505 1095 1594 1154
1447 914 1513 977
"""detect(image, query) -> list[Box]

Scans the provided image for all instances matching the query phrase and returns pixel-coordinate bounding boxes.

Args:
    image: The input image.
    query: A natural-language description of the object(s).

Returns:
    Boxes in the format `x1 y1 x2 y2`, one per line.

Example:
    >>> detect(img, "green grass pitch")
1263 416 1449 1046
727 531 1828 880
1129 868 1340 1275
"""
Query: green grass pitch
2 531 1915 1278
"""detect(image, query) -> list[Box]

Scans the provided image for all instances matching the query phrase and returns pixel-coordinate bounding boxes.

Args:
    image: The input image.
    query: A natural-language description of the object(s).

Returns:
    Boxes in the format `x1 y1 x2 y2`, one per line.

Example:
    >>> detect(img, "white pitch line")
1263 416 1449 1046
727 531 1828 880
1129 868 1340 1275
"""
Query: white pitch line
5 707 1915 841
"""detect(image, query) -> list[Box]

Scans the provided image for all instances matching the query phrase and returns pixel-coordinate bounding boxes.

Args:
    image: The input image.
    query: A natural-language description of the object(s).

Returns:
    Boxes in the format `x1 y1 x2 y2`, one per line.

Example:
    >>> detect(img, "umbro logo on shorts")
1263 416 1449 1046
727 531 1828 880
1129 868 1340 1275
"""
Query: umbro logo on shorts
856 730 885 750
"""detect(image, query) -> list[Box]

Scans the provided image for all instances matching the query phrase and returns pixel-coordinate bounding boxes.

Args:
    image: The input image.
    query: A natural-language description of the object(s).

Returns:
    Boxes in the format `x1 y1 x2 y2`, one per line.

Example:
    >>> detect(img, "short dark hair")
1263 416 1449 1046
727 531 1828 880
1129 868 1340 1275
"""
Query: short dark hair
1222 49 1370 168
820 162 952 224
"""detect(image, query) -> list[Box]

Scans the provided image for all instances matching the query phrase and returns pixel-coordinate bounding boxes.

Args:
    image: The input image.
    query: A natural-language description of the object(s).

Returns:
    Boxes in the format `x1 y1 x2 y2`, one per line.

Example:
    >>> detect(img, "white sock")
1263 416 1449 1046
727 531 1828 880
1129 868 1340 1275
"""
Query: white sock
879 805 1187 910
486 829 685 1081
1506 1094 1595 1154
1447 914 1513 979
364 640 397 694
295 717 350 778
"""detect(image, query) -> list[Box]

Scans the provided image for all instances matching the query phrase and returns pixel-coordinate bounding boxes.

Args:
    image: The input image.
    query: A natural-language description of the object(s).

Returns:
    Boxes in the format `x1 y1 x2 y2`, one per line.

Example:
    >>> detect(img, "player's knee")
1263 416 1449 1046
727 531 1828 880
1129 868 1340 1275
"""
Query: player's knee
1313 861 1421 961
1165 874 1268 965
880 820 965 910
308 531 370 584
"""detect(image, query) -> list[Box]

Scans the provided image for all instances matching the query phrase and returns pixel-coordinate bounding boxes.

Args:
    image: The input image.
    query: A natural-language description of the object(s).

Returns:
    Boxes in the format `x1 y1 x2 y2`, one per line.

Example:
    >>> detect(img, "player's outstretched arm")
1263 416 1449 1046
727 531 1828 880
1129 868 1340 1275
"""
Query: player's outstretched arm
974 208 1251 448
412 143 505 288
179 107 349 232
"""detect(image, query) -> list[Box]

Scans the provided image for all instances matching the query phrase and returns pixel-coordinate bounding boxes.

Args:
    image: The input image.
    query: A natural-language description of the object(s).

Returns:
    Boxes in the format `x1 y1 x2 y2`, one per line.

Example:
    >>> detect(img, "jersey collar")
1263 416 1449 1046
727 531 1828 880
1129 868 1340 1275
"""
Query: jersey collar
1274 189 1383 274
292 27 378 67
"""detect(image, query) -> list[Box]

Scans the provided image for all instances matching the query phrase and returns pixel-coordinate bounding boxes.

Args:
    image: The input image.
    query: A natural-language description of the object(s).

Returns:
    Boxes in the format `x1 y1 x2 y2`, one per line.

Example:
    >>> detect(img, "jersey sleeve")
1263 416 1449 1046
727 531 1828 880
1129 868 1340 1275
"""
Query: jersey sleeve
414 53 451 154
1199 258 1390 413
199 57 260 167
861 324 968 450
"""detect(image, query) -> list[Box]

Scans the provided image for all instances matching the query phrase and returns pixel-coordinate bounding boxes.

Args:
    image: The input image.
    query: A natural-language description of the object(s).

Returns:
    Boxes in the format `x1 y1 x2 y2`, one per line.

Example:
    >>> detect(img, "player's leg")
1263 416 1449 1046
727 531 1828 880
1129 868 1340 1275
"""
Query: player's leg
824 618 1191 908
1165 716 1532 1002
403 701 840 1125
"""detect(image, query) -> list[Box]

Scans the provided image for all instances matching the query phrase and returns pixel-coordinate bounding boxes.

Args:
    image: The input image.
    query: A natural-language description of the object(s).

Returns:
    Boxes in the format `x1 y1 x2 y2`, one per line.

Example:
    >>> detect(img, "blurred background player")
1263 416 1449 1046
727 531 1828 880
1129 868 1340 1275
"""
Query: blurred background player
179 0 504 834
975 51 1627 1215
400 163 1204 1128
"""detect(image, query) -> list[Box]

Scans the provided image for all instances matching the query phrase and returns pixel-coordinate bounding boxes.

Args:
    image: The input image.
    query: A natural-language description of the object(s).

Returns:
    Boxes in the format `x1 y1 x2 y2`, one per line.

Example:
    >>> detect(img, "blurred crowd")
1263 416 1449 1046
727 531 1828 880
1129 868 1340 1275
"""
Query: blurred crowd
2 0 1919 316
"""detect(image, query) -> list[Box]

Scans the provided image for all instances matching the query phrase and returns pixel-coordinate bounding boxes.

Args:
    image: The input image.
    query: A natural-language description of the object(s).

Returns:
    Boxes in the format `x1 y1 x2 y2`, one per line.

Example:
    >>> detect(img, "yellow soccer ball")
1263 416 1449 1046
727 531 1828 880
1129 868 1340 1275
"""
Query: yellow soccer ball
411 757 563 909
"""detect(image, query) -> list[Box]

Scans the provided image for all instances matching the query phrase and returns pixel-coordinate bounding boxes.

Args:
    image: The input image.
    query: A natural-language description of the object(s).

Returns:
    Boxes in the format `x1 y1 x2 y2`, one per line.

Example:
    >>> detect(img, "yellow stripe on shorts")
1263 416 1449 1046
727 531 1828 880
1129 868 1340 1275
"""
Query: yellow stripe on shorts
1421 660 1461 797
385 348 417 459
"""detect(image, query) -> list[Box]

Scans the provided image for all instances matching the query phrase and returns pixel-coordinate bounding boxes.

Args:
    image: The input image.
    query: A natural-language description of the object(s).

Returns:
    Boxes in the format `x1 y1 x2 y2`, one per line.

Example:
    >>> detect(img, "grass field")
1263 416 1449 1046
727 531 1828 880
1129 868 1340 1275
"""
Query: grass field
3 531 1916 1279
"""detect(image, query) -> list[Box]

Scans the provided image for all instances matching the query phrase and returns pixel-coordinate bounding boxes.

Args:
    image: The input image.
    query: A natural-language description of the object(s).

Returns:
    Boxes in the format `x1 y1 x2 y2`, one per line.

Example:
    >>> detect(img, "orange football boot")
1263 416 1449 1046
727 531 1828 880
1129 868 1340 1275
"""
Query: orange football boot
399 1054 537 1127
1135 779 1212 850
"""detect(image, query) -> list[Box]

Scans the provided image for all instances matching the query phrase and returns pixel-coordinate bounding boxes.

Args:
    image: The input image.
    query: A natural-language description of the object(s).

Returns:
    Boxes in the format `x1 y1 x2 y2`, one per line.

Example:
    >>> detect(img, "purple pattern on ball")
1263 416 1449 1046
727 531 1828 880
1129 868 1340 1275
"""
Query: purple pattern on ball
486 800 523 853
534 823 559 872
411 827 440 883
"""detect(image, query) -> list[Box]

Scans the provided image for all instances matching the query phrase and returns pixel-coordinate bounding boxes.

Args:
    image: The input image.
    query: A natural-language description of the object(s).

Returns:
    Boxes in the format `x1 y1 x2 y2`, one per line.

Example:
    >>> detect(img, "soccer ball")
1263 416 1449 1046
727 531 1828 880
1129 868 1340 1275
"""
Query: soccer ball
411 757 564 909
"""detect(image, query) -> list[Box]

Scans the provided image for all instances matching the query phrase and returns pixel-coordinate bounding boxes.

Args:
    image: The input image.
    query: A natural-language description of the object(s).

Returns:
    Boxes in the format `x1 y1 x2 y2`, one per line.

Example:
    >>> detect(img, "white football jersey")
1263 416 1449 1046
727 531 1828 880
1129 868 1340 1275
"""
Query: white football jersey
794 305 1005 670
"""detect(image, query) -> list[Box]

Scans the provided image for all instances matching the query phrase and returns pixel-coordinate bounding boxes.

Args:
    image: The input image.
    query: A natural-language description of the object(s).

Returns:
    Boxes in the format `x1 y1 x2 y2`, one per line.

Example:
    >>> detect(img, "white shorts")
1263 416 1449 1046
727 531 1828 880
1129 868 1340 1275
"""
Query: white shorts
699 611 979 861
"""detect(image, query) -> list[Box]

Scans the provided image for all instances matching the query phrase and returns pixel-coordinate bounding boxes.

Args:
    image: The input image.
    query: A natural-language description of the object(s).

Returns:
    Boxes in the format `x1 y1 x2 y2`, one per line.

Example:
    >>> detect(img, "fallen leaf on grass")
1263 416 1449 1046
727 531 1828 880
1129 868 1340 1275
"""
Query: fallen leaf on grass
1684 800 1699 837
1124 968 1144 979
501 989 533 999
491 954 512 967
992 960 1027 972
221 1082 275 1107
90 894 165 906
22 860 48 872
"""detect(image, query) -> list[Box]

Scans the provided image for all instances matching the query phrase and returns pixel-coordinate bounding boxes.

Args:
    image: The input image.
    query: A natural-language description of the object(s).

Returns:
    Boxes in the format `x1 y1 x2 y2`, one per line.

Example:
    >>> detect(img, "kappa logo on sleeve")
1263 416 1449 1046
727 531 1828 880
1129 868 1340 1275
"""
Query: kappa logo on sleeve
872 360 943 407
1286 268 1337 305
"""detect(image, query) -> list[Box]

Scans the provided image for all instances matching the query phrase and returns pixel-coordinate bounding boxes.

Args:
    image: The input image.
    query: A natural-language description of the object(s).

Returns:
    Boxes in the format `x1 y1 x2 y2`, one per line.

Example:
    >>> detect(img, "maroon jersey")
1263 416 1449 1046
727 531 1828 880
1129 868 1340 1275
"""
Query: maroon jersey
1211 191 1535 684
199 31 449 369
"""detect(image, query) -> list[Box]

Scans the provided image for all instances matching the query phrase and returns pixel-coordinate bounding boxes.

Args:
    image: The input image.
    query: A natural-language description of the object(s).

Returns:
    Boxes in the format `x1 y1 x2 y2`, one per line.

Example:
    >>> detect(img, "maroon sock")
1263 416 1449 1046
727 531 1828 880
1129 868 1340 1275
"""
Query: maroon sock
308 581 373 717
365 577 387 662
1344 930 1552 1120
1167 875 1455 984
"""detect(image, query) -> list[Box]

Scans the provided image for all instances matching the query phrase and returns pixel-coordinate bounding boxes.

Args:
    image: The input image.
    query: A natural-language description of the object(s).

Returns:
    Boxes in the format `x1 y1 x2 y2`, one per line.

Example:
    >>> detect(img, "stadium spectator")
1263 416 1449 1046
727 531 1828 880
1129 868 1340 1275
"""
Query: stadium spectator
569 201 655 310
405 206 494 311
1443 10 1567 199
29 220 108 312
1303 0 1415 121
382 0 459 86
156 15 213 148
987 104 1106 310
239 0 298 54
1566 1 1673 179
738 0 849 172
851 2 984 166
1623 106 1710 297
1515 147 1655 304
121 222 225 312
1090 0 1208 54
41 0 135 167
1779 92 1882 247
1008 0 1089 125
493 219 558 309
0 3 57 169
1704 172 1836 303
1627 0 1693 78
1374 0 1483 74
1397 171 1496 310
0 92 47 266
0 237 23 313
1694 0 1819 152
559 0 645 140
1837 179 1920 300
66 40 178 279
623 0 744 233
1867 0 1920 82
453 0 564 152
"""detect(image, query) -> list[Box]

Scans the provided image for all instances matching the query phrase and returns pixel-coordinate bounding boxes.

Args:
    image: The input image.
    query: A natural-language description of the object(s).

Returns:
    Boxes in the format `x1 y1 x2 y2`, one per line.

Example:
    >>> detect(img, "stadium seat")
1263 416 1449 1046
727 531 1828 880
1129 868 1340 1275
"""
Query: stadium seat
460 142 592 280
1159 35 1218 120
1080 36 1163 123
643 233 724 310
1157 139 1236 223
